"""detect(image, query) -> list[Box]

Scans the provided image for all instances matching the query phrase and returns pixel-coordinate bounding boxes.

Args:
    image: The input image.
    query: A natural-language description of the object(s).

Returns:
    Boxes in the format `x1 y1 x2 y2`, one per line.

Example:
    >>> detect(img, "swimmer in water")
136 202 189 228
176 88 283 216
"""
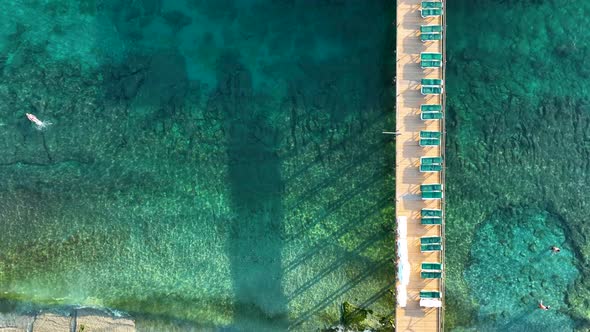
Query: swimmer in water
26 113 52 130
538 301 550 311
550 246 561 254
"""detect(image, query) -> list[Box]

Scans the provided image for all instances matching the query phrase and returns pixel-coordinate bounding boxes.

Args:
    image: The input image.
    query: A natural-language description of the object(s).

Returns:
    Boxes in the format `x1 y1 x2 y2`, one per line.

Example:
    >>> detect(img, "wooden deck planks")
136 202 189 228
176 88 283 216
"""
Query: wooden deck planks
395 0 445 331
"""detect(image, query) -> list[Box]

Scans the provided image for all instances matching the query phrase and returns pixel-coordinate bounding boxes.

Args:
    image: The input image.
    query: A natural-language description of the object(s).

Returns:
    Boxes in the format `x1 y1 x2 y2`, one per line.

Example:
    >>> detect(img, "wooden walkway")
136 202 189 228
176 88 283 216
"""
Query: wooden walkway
395 0 446 331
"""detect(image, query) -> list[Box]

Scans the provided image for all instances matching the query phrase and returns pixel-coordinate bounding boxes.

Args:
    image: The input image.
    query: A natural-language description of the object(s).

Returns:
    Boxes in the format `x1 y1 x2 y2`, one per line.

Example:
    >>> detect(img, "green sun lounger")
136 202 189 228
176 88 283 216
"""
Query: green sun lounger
421 184 442 192
420 164 442 172
419 132 441 146
422 262 442 270
420 131 441 139
421 25 443 33
421 244 443 252
421 78 443 86
421 157 443 165
421 8 443 18
420 156 443 172
421 60 442 68
422 191 443 199
421 53 443 61
422 217 442 225
422 209 442 217
421 157 442 165
421 271 442 278
420 80 443 95
422 1 443 9
421 33 442 42
420 164 441 172
421 104 443 120
421 237 442 245
421 111 444 120
421 86 443 95
421 104 442 112
419 138 440 146
420 291 441 299
421 183 443 199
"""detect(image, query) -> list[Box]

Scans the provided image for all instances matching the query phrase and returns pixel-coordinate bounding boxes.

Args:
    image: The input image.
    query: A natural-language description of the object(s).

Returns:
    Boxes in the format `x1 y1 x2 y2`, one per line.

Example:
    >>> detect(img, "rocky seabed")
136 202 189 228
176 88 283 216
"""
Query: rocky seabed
0 309 134 332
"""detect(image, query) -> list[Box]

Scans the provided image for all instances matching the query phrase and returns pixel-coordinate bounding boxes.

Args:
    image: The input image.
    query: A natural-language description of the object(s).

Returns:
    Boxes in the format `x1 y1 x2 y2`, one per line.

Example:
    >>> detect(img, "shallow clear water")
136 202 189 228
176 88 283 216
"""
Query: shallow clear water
0 1 395 330
465 210 578 331
446 0 590 330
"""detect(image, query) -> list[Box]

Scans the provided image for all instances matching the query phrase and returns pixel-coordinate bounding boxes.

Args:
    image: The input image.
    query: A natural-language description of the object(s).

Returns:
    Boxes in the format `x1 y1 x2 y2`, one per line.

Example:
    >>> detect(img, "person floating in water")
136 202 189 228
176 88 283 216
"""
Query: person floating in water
550 246 561 253
26 113 52 130
538 301 550 311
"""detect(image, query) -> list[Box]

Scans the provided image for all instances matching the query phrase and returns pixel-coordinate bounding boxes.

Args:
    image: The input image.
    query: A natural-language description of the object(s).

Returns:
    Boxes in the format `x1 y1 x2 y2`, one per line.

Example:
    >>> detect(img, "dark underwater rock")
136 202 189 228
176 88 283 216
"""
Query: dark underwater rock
161 11 192 32
341 301 395 331
342 301 370 328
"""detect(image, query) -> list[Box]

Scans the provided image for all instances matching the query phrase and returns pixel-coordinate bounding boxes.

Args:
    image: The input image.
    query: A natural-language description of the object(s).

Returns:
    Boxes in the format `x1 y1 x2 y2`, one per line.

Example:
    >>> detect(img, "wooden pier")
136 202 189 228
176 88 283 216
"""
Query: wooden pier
395 0 446 331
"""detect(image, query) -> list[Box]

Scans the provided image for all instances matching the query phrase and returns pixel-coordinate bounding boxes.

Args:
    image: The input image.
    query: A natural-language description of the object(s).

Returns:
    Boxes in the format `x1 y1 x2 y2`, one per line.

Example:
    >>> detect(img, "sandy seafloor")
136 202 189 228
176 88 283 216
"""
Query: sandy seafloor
446 0 590 331
0 1 396 331
3 0 588 331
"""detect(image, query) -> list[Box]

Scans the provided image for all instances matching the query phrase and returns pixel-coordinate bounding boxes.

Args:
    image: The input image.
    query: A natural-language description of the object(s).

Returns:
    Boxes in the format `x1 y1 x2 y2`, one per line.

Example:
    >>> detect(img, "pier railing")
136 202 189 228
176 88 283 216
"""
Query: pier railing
439 1 447 331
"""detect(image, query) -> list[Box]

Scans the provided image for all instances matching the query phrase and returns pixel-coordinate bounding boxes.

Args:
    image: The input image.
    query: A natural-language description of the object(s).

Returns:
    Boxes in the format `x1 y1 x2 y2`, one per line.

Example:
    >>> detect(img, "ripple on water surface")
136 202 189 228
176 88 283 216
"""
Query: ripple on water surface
465 209 578 331
0 0 396 330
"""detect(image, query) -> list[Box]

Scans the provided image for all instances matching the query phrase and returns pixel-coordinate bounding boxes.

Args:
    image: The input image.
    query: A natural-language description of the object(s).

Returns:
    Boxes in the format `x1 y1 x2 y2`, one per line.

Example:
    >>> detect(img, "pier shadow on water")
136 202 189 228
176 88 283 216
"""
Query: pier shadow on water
0 1 395 329
219 54 288 331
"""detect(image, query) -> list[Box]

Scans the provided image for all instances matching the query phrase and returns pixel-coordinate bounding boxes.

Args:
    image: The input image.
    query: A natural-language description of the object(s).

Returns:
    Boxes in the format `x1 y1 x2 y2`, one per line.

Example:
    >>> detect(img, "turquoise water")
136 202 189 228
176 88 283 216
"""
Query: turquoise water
0 1 395 331
465 210 578 331
7 1 589 331
447 0 590 330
